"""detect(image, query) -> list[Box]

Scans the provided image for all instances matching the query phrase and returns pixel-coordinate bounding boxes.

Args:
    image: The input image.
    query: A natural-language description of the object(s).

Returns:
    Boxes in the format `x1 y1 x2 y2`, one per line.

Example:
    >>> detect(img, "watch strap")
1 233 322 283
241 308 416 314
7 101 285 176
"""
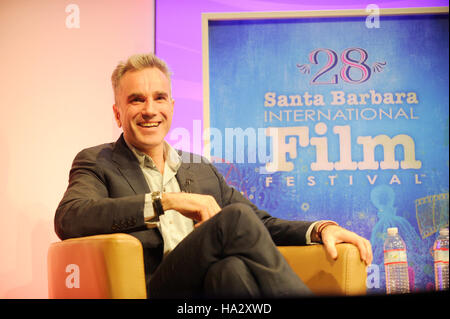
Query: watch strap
151 191 164 217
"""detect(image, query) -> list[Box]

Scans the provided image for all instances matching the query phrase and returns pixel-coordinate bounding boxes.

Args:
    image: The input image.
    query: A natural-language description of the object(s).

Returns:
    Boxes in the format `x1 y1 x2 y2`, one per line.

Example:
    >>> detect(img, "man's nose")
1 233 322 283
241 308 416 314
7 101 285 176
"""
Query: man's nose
141 99 157 116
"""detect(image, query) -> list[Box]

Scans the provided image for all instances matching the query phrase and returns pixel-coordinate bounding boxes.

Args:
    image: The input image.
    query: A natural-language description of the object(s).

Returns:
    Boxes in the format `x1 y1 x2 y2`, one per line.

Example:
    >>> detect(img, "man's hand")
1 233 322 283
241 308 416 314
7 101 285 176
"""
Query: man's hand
320 225 373 266
160 192 221 227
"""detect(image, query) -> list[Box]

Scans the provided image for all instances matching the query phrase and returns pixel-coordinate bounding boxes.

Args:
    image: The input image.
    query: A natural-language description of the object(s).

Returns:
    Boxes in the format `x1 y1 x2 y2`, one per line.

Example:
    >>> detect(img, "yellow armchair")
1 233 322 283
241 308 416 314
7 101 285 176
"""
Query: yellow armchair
47 233 367 299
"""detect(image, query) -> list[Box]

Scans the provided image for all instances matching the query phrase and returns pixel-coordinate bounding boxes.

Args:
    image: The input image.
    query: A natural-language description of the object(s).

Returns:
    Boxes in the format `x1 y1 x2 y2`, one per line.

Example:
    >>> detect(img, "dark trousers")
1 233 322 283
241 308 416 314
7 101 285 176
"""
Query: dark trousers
147 203 313 298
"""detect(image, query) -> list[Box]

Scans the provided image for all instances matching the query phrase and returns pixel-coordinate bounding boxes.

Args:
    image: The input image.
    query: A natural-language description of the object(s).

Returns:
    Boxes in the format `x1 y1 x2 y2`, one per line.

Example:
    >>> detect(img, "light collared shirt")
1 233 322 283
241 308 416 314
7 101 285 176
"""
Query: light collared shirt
126 141 319 257
126 141 194 257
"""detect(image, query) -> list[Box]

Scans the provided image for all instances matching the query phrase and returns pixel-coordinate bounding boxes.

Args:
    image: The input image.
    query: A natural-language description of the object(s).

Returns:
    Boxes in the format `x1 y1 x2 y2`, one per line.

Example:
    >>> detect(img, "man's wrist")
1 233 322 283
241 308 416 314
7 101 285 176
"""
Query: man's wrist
312 220 339 243
160 192 174 211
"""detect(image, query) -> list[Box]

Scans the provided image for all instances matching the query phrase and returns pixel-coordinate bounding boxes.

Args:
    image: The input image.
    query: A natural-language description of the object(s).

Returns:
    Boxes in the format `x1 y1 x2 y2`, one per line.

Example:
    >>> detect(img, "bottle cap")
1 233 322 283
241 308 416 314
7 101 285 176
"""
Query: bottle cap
387 227 398 236
439 228 449 236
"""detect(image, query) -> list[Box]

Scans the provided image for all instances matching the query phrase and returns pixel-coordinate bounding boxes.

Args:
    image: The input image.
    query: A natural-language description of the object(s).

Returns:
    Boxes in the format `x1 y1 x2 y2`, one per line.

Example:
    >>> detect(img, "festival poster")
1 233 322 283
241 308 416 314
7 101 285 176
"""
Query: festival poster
202 8 449 293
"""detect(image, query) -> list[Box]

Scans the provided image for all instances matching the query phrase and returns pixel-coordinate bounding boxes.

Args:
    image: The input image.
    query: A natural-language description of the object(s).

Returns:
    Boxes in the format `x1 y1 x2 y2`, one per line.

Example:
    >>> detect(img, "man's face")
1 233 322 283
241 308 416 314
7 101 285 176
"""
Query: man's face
113 67 174 155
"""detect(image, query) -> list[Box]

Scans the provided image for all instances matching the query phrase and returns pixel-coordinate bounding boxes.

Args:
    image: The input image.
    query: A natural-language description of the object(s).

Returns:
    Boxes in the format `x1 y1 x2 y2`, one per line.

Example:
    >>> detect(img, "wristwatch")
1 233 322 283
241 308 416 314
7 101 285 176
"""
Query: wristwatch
151 191 164 218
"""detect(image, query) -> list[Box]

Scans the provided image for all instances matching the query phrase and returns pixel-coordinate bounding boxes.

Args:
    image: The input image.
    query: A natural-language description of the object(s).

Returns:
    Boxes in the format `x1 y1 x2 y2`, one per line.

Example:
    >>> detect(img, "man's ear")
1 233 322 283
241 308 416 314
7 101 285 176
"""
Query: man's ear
112 104 122 128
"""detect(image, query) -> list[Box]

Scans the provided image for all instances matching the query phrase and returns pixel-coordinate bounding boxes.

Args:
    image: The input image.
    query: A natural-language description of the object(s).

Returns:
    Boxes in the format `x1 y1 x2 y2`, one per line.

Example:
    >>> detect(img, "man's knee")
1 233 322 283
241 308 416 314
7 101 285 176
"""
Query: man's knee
214 202 273 250
219 202 261 225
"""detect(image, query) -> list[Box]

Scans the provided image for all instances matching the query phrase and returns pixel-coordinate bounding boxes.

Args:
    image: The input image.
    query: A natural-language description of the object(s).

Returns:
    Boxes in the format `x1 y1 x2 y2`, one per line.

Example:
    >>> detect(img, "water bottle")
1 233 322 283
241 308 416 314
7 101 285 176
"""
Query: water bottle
384 227 410 294
433 228 449 291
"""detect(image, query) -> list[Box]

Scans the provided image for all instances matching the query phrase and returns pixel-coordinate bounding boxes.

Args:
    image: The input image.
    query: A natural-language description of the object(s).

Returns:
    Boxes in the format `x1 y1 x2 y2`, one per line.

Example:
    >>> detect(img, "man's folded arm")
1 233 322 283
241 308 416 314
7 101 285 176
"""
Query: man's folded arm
54 151 146 240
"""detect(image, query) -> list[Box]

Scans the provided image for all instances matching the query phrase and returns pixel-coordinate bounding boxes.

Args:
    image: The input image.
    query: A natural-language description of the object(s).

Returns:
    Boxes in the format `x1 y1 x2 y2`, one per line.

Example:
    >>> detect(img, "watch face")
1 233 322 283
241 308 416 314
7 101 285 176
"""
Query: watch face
151 191 161 200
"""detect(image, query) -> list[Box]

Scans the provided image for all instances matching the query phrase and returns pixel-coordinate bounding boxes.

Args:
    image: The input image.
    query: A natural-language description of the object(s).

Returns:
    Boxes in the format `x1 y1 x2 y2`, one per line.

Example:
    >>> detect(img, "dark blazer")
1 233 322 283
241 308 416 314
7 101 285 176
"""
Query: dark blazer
55 134 314 275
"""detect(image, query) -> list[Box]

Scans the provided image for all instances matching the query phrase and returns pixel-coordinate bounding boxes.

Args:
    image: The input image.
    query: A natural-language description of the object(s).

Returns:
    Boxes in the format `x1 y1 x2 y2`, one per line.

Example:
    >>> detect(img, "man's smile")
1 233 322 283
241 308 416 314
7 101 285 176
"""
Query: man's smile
138 121 161 128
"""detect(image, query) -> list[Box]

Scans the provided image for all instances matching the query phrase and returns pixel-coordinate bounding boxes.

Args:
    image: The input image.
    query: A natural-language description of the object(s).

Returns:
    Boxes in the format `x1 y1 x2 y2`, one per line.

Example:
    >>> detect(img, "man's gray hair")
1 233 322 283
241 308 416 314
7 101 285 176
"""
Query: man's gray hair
111 53 172 98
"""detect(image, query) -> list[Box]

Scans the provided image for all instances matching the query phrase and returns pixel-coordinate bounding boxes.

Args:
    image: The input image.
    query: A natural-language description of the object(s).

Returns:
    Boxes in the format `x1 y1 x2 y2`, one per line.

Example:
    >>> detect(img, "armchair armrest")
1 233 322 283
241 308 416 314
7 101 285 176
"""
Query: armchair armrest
278 243 367 296
47 233 147 299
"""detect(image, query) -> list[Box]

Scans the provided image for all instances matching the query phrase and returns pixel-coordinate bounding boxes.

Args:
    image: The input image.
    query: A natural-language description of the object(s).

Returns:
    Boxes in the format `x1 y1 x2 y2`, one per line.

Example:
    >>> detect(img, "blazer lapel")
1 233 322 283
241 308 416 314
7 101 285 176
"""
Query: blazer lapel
111 134 150 194
176 163 197 193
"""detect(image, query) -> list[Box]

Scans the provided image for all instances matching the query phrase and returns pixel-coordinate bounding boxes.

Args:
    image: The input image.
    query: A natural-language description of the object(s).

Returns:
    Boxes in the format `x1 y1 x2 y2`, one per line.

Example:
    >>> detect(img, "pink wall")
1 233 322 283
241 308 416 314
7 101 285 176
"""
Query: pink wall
0 0 154 298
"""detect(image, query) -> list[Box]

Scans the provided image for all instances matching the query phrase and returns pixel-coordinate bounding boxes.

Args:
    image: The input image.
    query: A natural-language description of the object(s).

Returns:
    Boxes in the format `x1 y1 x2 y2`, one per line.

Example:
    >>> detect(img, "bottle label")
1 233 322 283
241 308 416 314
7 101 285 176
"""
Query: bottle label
384 249 408 265
434 248 449 263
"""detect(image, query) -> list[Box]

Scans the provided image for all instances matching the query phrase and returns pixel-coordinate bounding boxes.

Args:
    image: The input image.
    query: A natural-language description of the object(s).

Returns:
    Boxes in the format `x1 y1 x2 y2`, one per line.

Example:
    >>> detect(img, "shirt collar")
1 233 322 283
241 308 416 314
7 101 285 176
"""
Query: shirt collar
125 140 182 173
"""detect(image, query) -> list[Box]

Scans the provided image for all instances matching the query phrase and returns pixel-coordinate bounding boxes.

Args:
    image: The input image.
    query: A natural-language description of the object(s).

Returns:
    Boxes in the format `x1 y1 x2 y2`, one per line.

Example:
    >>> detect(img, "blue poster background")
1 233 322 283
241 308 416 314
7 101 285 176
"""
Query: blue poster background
207 13 449 293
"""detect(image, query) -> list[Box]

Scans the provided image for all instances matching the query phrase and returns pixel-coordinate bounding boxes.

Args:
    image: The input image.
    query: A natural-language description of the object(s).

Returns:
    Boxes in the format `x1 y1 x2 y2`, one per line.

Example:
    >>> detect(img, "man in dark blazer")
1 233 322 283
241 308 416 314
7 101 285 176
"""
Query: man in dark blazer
55 53 372 298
